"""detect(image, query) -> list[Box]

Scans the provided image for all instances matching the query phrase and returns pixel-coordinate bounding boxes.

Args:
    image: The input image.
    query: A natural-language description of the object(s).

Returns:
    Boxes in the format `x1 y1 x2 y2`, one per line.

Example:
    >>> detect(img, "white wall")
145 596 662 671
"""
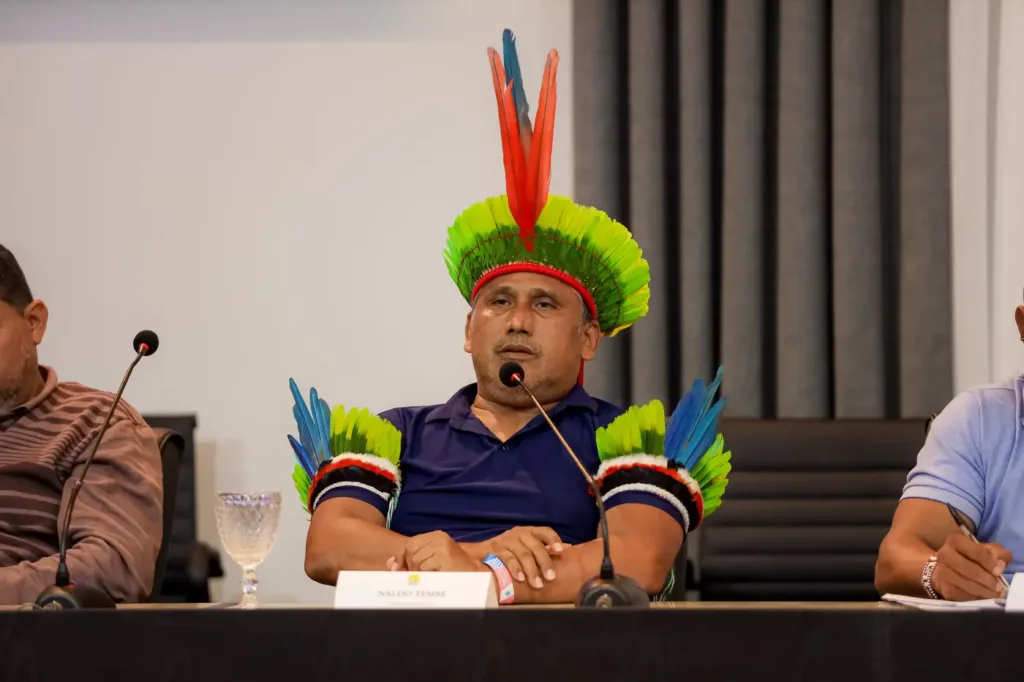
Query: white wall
0 0 573 605
949 0 1024 392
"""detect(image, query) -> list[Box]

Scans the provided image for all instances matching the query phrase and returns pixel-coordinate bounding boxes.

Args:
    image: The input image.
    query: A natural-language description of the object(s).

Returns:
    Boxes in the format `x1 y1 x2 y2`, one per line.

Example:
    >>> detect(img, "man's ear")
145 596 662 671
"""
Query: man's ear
23 300 48 345
464 310 474 354
580 321 601 362
1015 305 1024 339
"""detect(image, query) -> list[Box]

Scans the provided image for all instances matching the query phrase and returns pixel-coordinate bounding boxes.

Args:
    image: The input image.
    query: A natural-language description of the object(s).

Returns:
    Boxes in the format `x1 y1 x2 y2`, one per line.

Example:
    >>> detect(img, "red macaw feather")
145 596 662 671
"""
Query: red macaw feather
526 50 559 242
487 48 531 245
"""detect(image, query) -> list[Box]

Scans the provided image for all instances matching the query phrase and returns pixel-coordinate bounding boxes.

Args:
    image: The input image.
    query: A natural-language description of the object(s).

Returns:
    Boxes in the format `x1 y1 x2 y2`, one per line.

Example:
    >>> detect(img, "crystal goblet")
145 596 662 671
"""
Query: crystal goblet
214 491 281 609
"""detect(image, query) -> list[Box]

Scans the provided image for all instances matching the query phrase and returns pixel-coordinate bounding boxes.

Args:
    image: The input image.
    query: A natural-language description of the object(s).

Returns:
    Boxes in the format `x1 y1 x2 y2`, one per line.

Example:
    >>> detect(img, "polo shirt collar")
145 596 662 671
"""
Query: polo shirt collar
425 382 599 431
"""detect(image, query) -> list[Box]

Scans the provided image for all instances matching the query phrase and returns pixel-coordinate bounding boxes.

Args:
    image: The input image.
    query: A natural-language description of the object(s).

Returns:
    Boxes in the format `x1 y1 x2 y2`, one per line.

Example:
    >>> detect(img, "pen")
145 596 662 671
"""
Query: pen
946 503 1010 591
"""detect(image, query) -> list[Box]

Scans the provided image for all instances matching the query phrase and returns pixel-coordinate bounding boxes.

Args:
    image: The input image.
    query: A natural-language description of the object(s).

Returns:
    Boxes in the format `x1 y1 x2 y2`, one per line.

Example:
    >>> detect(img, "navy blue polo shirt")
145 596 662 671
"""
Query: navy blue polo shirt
318 384 683 544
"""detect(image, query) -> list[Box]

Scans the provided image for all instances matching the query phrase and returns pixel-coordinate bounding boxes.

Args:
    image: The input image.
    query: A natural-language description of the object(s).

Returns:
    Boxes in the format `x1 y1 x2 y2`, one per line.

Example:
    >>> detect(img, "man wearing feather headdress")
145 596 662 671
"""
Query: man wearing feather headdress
287 32 731 604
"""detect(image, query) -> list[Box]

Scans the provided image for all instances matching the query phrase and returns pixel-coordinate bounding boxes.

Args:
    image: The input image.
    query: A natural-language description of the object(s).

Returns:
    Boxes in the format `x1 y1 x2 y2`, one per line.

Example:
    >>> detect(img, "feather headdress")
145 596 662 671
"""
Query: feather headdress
443 29 650 337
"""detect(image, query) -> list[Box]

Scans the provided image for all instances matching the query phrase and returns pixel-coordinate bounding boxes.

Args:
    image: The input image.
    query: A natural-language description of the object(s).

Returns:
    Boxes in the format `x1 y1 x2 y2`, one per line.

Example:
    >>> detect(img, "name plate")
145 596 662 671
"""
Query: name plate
334 571 498 609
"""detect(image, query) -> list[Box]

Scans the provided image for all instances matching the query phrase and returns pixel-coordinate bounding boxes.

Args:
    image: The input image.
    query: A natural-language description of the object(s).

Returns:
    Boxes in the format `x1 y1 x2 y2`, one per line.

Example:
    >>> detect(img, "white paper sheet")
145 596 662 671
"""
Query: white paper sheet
881 593 1005 611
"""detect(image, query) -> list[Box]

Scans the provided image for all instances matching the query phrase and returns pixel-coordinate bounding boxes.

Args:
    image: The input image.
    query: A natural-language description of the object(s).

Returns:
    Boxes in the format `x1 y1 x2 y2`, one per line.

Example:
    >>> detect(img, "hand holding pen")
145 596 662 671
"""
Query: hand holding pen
929 503 1012 600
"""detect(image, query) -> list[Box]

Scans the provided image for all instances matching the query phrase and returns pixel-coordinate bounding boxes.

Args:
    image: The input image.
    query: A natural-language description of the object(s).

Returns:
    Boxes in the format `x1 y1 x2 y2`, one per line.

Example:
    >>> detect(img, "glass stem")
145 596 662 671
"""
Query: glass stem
240 566 258 609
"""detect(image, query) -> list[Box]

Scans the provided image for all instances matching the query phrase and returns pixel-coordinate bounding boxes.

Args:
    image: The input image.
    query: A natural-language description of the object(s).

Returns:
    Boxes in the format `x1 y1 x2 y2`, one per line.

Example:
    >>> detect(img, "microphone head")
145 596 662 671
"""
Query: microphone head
133 330 160 356
499 362 525 388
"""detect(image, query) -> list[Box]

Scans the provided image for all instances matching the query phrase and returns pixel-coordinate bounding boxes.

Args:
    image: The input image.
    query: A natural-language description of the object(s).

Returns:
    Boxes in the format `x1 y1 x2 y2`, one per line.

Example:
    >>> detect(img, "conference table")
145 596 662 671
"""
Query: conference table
0 601 1019 681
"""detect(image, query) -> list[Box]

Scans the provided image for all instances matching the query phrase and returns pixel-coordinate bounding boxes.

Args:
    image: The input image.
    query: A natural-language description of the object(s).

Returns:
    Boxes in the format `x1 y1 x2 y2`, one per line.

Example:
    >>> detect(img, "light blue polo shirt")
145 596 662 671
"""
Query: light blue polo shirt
902 374 1024 573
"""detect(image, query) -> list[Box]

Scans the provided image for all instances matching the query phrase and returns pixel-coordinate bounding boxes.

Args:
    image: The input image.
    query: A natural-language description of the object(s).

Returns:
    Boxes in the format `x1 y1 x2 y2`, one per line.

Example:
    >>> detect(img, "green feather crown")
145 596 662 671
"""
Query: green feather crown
443 194 651 336
595 400 732 517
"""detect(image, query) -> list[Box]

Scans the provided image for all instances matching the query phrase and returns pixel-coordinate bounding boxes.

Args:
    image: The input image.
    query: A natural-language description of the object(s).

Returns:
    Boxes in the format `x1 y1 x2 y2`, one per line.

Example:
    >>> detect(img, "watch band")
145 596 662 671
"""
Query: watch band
922 553 940 599
483 553 515 605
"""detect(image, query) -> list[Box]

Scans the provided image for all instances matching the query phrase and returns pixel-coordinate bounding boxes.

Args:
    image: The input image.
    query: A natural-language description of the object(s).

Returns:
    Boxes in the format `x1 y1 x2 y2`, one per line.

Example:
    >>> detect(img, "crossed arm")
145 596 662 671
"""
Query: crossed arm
0 419 163 605
304 497 683 603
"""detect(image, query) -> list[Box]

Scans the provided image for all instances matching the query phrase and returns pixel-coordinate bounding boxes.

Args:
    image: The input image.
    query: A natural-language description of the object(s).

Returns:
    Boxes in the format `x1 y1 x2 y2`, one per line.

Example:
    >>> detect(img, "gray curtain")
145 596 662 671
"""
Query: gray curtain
574 0 952 419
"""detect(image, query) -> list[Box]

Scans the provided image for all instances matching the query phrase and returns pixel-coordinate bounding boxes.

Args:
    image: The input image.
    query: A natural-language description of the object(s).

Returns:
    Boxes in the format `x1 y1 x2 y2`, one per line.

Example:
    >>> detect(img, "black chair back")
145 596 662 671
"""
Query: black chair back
143 415 205 601
695 418 925 601
148 427 184 600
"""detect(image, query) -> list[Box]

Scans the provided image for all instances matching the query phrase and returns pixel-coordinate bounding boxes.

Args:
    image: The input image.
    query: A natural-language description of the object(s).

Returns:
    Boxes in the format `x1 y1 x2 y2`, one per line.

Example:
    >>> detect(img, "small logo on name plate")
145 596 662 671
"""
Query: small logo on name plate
407 574 420 586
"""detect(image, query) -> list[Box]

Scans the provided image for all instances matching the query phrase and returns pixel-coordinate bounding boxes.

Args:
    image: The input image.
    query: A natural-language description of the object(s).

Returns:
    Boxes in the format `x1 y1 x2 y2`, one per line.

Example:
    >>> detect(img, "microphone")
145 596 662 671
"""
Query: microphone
498 362 649 608
34 330 160 610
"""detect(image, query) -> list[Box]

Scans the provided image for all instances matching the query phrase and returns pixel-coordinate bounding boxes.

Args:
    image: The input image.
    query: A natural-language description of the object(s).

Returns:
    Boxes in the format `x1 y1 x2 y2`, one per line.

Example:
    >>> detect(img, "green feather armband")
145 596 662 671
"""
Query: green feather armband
594 368 731 532
286 379 402 515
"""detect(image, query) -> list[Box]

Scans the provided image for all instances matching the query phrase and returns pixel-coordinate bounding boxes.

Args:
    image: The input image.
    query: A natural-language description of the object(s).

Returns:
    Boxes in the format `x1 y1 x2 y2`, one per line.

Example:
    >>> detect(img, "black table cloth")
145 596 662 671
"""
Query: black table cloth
1 606 1019 682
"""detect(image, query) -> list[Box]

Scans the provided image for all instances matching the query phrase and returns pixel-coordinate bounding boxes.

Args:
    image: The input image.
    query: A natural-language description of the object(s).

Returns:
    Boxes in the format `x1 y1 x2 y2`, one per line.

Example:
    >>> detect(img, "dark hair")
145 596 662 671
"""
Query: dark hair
0 245 34 310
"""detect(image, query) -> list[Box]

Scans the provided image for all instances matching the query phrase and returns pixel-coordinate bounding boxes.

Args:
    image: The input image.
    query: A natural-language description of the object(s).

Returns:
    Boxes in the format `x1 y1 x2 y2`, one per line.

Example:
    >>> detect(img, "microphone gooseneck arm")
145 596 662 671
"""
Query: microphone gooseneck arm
55 346 147 587
511 374 615 581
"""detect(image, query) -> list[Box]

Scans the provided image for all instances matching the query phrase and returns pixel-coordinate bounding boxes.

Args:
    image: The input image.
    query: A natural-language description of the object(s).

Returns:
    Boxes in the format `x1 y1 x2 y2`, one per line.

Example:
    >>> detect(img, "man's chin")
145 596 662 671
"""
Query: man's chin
0 385 21 413
492 373 569 407
476 377 535 408
500 389 536 409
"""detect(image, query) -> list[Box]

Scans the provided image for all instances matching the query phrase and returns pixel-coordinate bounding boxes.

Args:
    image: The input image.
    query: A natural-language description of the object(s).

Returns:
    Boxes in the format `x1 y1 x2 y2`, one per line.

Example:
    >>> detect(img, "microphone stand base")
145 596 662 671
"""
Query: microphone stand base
576 575 651 608
34 584 117 610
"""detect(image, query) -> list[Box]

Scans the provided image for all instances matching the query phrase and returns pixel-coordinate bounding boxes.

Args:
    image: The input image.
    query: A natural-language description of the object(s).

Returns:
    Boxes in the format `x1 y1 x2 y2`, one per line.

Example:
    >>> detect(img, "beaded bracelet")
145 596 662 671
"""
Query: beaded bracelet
921 553 940 599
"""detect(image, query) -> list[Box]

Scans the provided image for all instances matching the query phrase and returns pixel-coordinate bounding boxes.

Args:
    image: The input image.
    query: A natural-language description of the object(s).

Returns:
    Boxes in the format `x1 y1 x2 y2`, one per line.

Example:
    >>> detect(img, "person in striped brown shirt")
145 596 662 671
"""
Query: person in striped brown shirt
0 245 163 605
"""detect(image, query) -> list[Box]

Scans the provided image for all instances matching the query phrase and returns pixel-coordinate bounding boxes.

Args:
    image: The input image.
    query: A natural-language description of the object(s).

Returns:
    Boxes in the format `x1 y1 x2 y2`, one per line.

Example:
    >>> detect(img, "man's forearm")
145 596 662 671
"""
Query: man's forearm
511 539 599 604
461 541 495 562
453 539 597 603
305 516 410 583
0 555 63 605
4 418 165 607
0 539 151 606
510 535 668 605
875 535 933 597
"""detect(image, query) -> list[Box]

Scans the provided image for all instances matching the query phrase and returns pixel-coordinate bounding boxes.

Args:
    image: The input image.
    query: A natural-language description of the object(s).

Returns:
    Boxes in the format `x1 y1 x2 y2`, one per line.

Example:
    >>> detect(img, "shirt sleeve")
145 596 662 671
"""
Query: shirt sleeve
604 490 686 529
901 390 986 526
314 486 389 516
0 417 163 605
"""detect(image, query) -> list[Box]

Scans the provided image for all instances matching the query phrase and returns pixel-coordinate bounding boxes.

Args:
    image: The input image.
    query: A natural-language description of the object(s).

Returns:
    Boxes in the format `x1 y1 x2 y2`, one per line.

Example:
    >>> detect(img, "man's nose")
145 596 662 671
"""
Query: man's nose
506 302 534 335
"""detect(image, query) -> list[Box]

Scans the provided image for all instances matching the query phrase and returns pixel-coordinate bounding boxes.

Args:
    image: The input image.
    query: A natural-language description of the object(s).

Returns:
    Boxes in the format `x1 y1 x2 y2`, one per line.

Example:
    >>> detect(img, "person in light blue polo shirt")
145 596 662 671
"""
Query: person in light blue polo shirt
876 300 1024 601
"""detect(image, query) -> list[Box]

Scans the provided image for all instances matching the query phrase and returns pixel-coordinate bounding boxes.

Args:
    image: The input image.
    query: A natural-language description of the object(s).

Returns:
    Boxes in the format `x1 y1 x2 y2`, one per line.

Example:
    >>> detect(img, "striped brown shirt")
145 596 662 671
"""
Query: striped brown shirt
0 366 162 604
